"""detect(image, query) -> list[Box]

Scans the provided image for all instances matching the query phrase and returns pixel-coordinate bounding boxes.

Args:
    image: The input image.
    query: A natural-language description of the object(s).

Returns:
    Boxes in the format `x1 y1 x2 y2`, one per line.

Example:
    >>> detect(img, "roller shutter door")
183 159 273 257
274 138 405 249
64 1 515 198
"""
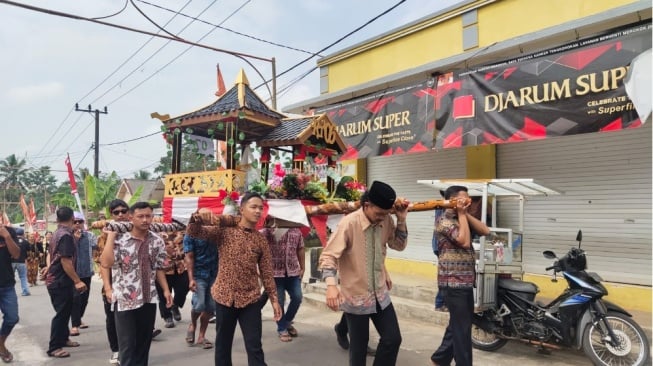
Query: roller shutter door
496 124 652 285
367 149 466 261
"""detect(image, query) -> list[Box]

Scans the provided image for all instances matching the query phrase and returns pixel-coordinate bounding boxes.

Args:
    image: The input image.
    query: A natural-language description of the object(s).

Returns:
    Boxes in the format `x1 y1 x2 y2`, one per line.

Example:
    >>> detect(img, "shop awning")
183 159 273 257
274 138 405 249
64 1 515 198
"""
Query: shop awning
416 178 563 197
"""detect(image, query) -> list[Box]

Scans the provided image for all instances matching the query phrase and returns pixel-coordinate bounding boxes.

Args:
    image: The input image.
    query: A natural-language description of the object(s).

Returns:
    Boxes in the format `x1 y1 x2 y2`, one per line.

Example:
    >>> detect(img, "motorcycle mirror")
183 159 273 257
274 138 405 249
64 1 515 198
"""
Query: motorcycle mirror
543 250 557 259
576 230 583 248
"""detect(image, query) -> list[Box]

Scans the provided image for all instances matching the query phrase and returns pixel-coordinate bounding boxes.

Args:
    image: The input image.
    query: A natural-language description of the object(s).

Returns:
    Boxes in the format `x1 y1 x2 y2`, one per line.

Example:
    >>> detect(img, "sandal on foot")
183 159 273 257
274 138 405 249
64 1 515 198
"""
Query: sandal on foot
278 331 293 342
79 323 89 329
48 349 70 358
287 325 298 337
200 339 213 349
185 329 195 346
0 350 13 363
64 340 80 347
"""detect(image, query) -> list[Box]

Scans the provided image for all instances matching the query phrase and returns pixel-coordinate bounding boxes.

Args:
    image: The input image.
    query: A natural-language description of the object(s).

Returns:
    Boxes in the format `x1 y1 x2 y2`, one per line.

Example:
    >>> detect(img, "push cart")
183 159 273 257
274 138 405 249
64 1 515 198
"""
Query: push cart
416 179 562 311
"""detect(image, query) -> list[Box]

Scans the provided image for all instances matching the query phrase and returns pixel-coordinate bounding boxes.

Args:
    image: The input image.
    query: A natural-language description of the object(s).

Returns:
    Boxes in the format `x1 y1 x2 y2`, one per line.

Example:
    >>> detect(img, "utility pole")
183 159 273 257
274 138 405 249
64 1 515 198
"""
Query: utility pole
75 104 108 177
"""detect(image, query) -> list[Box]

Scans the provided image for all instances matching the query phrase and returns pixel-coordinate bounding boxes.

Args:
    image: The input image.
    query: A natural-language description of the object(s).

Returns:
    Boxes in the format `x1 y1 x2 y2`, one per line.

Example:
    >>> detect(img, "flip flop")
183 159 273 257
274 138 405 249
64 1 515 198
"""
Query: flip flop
64 340 80 347
0 350 13 363
200 339 213 349
186 329 195 346
287 325 298 337
278 331 293 342
79 323 89 329
47 349 70 358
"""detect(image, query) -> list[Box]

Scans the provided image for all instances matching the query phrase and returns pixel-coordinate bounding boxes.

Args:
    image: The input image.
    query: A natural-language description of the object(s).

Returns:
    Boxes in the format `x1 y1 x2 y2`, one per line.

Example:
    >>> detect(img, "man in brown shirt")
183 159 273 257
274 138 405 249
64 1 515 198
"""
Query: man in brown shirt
319 181 409 366
187 192 281 366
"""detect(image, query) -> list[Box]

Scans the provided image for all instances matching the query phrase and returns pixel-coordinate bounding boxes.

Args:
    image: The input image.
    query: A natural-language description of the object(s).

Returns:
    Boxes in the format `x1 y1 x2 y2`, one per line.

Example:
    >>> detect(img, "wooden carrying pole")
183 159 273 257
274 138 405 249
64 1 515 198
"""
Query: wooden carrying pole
303 198 469 216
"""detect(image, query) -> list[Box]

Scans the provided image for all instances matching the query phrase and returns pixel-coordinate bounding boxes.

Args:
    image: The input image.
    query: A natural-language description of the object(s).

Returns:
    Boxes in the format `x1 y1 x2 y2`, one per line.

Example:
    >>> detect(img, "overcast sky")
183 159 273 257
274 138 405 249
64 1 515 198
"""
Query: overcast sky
1 0 461 183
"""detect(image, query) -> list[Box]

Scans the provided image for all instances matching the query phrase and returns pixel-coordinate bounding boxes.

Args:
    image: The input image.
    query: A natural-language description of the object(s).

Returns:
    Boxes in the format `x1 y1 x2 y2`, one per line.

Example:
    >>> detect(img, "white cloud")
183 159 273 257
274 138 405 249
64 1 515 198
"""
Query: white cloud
5 82 64 103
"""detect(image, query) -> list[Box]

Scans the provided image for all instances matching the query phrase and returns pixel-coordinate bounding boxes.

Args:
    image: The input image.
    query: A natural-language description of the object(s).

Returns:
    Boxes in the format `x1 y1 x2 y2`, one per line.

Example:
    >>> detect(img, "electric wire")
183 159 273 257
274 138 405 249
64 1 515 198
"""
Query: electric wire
106 0 250 106
82 0 194 105
101 131 160 146
42 114 95 168
74 145 94 170
129 0 181 39
36 113 86 166
91 0 128 20
31 0 191 163
29 107 74 165
254 0 407 90
135 0 322 56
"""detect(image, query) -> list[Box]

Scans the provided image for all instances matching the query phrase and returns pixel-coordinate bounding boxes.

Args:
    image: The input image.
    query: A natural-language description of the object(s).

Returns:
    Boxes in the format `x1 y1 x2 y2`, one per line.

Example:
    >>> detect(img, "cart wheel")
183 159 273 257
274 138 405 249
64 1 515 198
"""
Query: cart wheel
472 324 508 351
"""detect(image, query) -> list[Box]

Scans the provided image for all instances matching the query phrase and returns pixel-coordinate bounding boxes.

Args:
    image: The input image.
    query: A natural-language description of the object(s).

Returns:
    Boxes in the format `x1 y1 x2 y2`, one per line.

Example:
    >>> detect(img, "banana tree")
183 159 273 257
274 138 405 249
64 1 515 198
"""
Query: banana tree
84 171 121 219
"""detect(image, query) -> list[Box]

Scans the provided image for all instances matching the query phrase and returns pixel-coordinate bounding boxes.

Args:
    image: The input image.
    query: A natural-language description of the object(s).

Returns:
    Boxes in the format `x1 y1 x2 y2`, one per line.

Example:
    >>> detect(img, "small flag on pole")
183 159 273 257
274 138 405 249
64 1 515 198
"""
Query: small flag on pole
215 63 226 97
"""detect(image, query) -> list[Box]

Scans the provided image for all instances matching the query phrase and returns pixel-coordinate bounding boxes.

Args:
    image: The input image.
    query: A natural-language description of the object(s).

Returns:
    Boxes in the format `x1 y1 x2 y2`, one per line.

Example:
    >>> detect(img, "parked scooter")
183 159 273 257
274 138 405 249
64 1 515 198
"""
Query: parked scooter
471 230 650 365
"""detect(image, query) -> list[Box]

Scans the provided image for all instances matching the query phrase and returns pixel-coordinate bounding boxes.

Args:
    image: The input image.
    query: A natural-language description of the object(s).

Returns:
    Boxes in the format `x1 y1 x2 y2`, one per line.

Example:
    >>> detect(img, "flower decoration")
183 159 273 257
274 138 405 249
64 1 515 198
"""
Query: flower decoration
335 176 367 201
218 189 240 206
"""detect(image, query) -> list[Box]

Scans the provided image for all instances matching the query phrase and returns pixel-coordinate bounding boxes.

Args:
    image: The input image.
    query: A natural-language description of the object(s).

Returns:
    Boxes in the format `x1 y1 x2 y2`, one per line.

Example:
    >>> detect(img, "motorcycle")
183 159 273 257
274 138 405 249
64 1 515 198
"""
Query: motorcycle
471 230 650 365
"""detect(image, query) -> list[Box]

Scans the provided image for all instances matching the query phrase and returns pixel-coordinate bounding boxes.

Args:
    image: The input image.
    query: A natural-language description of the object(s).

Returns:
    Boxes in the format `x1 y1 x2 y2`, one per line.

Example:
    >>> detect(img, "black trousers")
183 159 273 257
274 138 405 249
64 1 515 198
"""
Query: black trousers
115 303 156 366
215 302 266 366
47 286 74 353
345 302 402 366
71 276 92 327
155 272 189 319
431 287 474 366
103 294 119 352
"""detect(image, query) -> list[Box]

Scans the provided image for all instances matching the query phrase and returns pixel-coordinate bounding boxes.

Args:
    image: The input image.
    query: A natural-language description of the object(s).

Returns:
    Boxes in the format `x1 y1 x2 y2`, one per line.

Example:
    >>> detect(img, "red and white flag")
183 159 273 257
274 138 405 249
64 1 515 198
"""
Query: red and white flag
28 198 37 225
1 212 10 226
19 194 31 230
64 154 85 219
65 154 78 194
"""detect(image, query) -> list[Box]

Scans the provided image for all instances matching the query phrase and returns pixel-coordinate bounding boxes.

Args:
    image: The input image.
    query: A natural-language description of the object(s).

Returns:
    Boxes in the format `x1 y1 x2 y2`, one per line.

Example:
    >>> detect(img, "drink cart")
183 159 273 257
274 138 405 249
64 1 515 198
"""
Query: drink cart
416 179 562 311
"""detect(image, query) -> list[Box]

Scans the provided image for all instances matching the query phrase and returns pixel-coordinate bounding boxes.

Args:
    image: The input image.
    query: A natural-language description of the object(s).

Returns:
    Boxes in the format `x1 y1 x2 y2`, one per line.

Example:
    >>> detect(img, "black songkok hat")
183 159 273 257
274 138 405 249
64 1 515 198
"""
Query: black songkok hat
367 181 396 210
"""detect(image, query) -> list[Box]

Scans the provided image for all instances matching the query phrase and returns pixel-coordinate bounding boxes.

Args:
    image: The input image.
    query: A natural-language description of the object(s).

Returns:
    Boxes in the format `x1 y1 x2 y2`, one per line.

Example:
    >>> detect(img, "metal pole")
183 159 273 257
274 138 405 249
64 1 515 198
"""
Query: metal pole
271 57 277 110
94 109 100 178
75 104 107 178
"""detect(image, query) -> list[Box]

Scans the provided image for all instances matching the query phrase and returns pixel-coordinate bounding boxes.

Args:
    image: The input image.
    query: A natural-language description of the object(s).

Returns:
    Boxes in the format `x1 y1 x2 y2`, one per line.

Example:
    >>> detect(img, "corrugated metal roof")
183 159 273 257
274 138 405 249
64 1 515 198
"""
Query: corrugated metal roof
417 178 563 197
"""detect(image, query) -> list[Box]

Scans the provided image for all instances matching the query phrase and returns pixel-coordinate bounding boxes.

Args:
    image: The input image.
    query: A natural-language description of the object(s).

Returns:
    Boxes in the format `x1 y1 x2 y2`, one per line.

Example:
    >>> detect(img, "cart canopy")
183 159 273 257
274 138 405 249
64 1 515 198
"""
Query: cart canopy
416 178 562 197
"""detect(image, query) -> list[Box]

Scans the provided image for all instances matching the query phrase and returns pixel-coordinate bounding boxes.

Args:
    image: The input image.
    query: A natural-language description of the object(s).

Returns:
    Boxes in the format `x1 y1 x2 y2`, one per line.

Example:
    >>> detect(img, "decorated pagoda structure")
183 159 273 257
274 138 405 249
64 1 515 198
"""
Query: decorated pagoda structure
152 69 346 224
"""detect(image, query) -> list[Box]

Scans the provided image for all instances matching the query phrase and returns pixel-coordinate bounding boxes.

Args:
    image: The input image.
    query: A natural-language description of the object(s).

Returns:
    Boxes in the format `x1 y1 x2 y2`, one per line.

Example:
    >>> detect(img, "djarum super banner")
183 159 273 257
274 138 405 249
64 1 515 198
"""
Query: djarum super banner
318 21 650 158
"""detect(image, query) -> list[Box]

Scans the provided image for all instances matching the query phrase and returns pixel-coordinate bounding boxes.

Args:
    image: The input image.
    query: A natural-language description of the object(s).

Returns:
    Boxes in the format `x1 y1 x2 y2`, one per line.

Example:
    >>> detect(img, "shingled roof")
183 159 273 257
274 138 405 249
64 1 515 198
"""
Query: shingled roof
260 117 312 144
174 70 285 122
259 114 346 153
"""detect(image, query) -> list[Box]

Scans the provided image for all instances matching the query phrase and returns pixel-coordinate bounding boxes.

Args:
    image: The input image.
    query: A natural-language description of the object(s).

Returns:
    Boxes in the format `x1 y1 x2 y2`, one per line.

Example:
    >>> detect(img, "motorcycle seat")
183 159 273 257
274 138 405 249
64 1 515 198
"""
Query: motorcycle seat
498 278 539 294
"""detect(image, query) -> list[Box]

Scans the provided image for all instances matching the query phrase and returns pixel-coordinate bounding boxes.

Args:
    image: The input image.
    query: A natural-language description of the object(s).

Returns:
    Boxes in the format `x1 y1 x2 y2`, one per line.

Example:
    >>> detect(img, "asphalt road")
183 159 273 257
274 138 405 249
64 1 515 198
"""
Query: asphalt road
7 277 595 366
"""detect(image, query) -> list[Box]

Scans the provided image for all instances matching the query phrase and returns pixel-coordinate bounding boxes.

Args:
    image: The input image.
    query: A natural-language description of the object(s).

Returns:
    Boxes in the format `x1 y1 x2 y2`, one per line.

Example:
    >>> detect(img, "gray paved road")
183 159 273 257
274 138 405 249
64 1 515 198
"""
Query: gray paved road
8 277 594 365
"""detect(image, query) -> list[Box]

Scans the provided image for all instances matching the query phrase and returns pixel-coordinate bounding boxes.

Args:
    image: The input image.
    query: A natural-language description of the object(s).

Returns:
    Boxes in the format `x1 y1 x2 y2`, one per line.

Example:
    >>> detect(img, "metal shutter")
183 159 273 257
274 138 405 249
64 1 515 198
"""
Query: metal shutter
367 149 467 261
497 124 652 285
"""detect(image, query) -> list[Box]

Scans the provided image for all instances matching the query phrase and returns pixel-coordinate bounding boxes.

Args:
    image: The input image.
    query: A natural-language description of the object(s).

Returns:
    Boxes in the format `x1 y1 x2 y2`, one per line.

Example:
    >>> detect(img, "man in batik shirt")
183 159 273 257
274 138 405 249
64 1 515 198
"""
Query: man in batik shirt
100 202 172 366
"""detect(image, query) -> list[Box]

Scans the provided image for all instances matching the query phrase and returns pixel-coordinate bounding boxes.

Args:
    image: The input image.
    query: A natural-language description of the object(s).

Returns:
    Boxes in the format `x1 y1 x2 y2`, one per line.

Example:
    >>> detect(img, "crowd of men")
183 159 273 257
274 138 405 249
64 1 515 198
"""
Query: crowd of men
0 180 485 366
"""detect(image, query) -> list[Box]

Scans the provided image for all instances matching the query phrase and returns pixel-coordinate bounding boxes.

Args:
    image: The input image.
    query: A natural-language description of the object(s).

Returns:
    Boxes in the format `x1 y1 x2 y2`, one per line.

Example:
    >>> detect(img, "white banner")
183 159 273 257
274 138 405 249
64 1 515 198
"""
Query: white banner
187 135 215 156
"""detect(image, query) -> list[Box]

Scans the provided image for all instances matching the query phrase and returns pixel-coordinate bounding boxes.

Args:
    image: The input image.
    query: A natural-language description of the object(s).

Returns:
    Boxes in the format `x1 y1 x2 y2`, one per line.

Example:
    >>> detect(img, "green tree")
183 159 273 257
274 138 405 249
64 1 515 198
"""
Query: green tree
0 154 29 190
84 171 121 219
0 154 31 222
134 170 152 180
154 145 217 178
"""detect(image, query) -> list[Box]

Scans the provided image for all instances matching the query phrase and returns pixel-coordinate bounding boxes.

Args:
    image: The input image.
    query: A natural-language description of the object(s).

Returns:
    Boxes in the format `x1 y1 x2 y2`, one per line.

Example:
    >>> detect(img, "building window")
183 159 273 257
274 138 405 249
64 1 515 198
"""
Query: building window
320 66 329 94
462 9 478 50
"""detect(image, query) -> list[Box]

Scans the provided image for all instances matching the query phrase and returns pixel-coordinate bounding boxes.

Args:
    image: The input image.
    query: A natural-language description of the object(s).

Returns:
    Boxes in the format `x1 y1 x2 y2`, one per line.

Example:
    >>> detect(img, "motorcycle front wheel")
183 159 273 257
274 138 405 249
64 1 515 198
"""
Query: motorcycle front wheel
582 311 650 366
471 324 508 351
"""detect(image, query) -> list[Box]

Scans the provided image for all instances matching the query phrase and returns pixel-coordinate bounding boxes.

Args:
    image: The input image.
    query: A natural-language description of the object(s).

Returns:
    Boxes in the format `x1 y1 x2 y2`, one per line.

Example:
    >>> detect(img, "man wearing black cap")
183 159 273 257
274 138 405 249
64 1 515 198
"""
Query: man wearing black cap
319 180 409 366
